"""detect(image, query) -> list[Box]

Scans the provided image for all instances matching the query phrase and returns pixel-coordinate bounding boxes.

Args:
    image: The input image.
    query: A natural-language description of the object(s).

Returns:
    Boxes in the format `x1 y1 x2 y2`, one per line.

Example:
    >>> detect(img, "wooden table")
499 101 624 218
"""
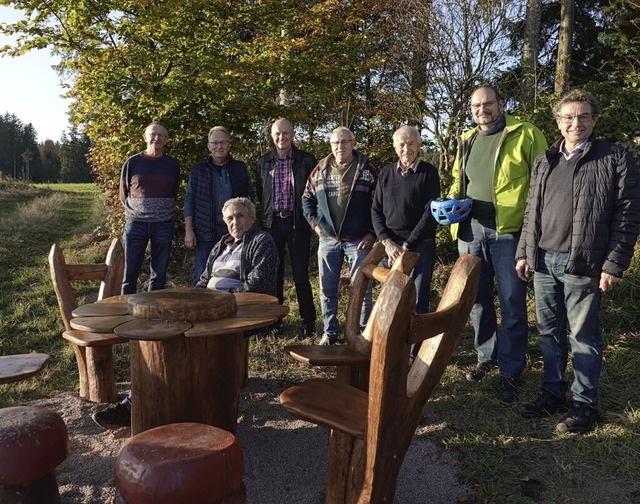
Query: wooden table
0 353 50 385
70 288 287 435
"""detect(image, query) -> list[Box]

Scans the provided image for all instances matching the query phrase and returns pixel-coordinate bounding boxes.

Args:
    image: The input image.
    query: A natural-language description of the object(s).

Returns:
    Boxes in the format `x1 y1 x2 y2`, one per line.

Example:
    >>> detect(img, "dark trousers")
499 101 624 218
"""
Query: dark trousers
266 215 316 327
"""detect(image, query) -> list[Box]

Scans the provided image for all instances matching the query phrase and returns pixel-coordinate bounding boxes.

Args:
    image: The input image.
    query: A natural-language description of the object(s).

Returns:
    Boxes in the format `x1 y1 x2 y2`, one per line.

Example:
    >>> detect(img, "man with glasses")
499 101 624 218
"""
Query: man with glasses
516 89 640 433
302 126 378 345
184 126 253 286
120 121 180 294
255 118 317 336
448 85 547 402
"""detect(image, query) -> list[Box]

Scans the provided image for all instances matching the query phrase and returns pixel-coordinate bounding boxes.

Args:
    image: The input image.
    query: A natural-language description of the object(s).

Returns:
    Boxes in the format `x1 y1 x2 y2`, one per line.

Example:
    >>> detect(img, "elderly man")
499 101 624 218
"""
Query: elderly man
184 126 253 286
372 125 440 359
302 127 377 345
255 118 317 336
516 89 640 434
119 121 180 294
449 85 547 402
196 197 278 295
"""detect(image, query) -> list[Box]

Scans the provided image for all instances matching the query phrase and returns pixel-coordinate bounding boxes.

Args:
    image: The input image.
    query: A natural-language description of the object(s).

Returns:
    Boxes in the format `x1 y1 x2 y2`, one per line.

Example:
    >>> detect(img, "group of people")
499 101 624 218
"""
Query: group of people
107 85 639 436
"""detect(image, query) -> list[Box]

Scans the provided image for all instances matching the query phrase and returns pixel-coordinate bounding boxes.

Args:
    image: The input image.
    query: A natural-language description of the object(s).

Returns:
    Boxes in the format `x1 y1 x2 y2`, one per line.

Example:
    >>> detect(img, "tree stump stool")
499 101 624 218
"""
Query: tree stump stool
0 406 69 504
115 422 246 504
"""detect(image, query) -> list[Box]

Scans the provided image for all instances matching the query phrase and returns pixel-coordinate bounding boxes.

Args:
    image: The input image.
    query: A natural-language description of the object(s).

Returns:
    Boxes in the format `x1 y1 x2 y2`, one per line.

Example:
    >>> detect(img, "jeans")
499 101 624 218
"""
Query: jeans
122 220 174 294
267 216 316 327
192 240 217 287
534 250 602 407
318 235 372 338
458 219 528 379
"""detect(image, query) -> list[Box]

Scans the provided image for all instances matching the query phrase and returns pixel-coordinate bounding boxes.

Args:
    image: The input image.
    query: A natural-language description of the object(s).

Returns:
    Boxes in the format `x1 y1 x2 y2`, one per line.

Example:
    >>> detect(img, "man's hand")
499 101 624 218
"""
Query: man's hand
184 229 196 249
515 259 532 282
599 272 620 292
313 225 323 237
383 239 403 266
357 233 375 250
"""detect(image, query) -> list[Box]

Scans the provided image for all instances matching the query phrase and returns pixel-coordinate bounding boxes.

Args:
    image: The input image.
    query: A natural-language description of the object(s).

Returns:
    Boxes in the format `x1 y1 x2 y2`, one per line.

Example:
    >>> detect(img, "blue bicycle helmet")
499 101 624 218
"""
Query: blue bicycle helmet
430 197 473 225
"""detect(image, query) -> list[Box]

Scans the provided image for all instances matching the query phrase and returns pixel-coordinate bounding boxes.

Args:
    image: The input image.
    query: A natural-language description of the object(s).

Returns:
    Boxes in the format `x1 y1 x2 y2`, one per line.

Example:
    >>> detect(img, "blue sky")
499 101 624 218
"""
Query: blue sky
0 6 71 143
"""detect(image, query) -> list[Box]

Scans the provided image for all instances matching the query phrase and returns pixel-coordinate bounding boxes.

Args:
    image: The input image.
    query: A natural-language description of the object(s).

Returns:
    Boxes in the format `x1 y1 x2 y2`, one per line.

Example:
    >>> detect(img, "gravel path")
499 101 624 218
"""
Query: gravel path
27 377 472 503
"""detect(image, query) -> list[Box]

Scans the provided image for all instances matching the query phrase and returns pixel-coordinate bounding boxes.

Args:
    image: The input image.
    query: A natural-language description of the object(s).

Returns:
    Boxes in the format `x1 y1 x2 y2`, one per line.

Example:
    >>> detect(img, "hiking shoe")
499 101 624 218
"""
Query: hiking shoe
518 390 568 419
556 403 601 434
465 360 497 382
499 377 519 403
92 402 131 430
319 334 337 346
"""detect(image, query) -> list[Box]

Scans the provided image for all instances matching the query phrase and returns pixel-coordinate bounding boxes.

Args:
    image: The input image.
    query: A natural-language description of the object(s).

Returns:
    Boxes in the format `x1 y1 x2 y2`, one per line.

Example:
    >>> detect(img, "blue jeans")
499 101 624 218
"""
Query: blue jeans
122 220 174 294
192 240 217 286
534 250 602 407
318 235 372 338
458 219 528 379
266 216 316 327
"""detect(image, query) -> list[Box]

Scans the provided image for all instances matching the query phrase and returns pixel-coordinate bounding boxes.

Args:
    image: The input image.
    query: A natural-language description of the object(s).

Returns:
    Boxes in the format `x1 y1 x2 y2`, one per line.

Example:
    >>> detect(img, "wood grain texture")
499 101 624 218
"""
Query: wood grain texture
128 288 237 322
0 353 49 384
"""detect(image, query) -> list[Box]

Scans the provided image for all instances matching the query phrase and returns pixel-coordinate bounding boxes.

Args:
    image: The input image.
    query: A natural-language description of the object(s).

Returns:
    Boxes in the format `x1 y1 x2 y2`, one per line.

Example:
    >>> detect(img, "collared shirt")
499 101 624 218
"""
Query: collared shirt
560 139 589 160
395 158 420 177
273 150 293 212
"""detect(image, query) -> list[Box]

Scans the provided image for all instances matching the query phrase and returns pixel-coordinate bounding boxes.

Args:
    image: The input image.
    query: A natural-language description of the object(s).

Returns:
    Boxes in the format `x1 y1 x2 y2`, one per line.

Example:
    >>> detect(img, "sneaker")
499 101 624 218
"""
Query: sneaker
518 390 568 419
499 377 519 403
318 334 337 346
556 403 601 434
92 402 131 429
465 360 497 382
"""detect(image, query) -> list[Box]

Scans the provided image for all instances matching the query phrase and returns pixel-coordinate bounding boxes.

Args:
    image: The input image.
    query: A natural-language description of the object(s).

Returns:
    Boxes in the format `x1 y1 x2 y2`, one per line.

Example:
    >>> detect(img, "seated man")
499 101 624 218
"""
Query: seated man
196 197 278 296
93 197 277 429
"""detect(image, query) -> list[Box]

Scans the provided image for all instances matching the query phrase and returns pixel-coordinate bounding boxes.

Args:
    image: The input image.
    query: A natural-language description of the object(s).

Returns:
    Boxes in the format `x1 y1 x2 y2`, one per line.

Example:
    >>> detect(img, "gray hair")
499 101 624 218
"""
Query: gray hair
392 125 421 144
222 197 256 220
331 126 355 140
208 126 230 141
553 89 601 116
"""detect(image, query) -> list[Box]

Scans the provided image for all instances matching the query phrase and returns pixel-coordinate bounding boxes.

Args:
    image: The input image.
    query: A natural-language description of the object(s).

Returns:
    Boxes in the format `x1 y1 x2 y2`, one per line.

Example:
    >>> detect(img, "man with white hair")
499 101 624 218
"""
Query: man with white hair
302 127 378 345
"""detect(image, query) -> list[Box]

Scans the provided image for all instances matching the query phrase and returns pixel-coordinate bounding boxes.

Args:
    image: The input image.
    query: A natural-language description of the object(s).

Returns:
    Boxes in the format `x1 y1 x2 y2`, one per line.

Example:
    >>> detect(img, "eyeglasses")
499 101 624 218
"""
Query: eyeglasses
557 113 595 124
470 101 497 110
330 139 355 146
208 141 229 146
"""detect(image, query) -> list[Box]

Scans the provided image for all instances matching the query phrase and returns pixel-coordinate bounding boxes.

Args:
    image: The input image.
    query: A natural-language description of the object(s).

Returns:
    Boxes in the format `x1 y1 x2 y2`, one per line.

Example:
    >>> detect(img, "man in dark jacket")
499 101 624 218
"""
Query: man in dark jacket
184 126 253 286
255 118 317 336
515 89 640 434
303 127 377 345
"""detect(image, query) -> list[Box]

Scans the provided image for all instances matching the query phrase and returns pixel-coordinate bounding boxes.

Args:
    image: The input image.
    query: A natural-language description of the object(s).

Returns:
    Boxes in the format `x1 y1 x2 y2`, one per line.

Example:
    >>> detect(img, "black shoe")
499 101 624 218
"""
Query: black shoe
465 360 497 382
556 403 601 434
518 390 568 419
303 323 316 338
92 402 131 429
499 377 519 403
319 334 338 346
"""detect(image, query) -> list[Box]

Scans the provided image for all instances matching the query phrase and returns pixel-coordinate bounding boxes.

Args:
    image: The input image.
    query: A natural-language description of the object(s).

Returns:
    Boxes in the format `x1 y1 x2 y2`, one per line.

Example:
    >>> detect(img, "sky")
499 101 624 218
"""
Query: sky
0 6 71 143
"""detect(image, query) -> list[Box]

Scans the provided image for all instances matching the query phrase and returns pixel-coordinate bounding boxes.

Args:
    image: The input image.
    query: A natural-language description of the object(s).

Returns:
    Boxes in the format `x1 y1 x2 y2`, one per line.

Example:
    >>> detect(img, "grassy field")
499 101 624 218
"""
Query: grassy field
1 180 639 503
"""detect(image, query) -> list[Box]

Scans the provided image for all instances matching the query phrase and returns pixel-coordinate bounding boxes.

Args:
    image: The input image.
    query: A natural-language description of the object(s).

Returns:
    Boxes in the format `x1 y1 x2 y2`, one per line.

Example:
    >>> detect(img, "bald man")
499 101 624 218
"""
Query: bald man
255 118 317 336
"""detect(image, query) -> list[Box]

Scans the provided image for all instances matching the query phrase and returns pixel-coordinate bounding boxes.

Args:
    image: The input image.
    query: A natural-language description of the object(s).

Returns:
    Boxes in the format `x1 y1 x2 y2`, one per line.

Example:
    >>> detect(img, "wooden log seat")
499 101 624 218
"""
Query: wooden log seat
0 353 50 385
0 406 69 504
115 422 245 504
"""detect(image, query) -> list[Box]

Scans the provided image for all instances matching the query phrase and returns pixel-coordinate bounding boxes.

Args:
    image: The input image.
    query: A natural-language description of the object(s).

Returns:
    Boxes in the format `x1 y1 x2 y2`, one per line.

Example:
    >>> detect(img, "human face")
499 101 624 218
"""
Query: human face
470 88 504 131
330 130 355 165
223 203 255 241
143 124 168 157
556 101 597 152
393 129 420 167
271 119 294 156
208 130 231 165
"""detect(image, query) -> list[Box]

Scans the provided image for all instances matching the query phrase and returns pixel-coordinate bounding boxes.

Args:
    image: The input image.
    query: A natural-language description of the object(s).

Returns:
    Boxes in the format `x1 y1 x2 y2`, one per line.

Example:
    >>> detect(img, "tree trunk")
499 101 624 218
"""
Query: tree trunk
521 0 542 105
555 0 575 95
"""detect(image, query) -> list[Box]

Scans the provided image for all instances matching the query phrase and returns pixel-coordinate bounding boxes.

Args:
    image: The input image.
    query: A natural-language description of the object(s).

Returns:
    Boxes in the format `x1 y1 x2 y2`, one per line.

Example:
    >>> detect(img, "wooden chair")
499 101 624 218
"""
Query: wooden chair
280 254 481 503
48 238 126 403
285 242 419 389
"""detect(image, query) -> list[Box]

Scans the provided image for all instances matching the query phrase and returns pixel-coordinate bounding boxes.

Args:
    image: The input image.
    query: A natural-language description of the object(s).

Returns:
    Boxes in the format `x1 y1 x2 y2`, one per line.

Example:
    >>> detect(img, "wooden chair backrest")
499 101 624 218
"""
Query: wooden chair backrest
344 242 420 354
48 238 125 331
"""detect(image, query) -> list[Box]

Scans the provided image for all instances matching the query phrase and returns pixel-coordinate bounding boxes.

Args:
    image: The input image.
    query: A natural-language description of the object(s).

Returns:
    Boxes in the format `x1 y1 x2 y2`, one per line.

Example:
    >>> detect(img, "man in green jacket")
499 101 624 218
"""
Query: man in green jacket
449 85 547 402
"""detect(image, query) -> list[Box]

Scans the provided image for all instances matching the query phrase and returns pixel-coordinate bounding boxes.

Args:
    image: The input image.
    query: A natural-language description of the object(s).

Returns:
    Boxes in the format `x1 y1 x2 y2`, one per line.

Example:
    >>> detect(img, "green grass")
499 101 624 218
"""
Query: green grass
1 180 639 503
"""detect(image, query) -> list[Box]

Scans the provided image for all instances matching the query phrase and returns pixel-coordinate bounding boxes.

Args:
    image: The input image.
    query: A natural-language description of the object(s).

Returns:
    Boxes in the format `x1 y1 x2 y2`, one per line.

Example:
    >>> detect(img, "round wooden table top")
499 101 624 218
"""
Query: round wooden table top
115 319 193 341
0 353 50 385
128 288 237 322
70 315 135 333
72 303 129 318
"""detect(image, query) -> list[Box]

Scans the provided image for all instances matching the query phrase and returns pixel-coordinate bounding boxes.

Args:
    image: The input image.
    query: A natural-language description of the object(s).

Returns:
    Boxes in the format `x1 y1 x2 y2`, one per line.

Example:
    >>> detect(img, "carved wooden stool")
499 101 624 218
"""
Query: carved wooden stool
0 406 69 503
115 422 245 504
